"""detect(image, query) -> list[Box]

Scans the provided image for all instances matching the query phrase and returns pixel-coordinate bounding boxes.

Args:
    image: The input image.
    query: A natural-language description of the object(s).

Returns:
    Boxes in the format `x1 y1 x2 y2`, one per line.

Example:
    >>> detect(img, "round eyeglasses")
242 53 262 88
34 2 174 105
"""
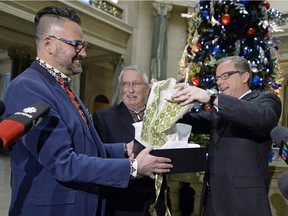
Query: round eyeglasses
119 82 148 89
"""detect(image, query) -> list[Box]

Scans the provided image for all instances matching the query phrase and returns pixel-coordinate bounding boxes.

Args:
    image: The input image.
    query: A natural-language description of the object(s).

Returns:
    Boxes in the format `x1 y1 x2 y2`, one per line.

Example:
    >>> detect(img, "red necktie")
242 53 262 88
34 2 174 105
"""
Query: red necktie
64 85 89 127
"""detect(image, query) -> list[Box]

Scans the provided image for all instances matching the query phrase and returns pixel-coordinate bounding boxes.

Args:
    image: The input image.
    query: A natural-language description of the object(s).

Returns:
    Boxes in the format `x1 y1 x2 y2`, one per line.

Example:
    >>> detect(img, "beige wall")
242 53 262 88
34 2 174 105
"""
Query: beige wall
117 1 189 80
166 4 188 80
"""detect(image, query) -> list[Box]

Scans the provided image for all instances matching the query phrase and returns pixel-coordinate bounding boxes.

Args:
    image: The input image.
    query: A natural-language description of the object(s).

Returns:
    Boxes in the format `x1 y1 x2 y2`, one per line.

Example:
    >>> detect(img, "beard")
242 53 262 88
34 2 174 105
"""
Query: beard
70 55 83 75
55 48 83 77
71 61 83 75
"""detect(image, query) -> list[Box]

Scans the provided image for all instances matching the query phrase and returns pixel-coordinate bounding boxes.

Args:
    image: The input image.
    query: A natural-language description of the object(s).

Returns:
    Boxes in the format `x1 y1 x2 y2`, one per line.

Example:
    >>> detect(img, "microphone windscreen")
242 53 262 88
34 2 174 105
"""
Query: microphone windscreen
0 100 5 116
278 171 288 199
270 126 288 148
0 102 50 148
0 120 25 148
7 102 51 132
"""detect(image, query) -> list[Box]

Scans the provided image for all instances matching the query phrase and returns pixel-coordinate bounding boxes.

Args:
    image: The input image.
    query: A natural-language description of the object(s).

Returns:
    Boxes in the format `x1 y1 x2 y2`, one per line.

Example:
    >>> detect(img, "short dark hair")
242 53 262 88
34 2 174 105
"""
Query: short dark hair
216 56 252 85
34 6 81 48
34 6 81 25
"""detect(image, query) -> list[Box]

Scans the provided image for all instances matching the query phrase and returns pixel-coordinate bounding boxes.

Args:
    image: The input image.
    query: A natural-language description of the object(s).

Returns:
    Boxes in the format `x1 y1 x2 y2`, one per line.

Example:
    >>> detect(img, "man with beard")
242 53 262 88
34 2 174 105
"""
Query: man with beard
3 6 172 216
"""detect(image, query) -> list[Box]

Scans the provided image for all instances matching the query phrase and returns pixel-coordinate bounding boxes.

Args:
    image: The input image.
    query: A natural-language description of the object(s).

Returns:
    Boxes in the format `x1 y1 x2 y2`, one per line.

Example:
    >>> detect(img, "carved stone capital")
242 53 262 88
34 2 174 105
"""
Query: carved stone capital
153 2 173 17
187 6 196 15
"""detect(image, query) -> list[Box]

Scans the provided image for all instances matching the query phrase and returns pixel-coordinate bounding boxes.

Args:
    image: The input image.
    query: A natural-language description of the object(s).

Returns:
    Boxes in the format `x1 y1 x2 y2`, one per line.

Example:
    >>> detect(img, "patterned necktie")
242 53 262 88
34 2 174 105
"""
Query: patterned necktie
58 77 89 127
65 85 89 126
129 107 145 122
36 58 90 127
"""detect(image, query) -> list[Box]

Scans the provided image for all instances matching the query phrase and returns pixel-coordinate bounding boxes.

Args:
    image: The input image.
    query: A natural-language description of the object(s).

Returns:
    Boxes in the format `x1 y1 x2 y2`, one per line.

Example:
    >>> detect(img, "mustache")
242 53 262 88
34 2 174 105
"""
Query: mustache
73 54 82 61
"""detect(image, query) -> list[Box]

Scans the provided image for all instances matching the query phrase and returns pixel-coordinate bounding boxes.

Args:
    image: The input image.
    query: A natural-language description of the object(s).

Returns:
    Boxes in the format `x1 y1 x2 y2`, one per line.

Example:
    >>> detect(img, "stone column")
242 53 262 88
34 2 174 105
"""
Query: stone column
8 49 33 80
150 2 172 81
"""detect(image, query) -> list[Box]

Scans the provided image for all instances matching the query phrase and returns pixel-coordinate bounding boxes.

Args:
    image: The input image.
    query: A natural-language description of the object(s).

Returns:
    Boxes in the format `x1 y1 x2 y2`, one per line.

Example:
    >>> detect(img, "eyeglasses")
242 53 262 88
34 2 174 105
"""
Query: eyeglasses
49 35 88 53
214 71 240 83
119 82 148 88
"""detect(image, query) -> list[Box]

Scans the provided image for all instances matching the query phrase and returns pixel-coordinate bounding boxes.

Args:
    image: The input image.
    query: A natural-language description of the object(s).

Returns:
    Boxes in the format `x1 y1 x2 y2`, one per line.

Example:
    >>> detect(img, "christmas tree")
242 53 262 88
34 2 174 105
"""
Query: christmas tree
179 0 286 145
179 0 286 99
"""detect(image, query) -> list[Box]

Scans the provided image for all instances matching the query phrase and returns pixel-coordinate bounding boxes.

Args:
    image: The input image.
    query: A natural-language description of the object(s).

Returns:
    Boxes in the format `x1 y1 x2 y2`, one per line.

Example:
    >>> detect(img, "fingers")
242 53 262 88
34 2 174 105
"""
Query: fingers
135 143 173 177
152 156 173 173
150 78 158 84
172 84 191 102
156 156 172 164
148 168 171 179
172 92 193 106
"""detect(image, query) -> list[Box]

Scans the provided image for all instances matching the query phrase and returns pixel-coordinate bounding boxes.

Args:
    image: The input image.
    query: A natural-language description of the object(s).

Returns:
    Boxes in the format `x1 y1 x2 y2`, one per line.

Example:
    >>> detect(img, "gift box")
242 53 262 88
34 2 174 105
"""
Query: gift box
133 140 207 174
151 147 207 173
134 78 208 174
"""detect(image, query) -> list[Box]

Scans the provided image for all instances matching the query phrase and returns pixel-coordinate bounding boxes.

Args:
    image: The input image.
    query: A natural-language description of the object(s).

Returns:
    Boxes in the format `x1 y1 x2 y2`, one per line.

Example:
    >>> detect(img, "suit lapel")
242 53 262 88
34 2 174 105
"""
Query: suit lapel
213 91 259 145
33 62 106 156
241 90 259 101
73 93 107 157
212 110 228 145
118 102 135 137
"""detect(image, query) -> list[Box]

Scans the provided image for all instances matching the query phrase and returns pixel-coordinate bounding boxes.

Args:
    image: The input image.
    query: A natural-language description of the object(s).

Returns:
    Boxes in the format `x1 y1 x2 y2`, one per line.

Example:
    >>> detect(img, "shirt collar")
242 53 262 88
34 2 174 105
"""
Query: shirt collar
127 105 146 122
36 57 71 86
239 90 252 99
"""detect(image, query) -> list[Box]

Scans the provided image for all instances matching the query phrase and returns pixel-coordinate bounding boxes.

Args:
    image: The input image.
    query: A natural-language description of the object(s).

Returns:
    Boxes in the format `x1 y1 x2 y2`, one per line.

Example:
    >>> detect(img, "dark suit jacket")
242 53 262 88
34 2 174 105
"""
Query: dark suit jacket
3 61 131 216
179 91 281 216
93 102 167 216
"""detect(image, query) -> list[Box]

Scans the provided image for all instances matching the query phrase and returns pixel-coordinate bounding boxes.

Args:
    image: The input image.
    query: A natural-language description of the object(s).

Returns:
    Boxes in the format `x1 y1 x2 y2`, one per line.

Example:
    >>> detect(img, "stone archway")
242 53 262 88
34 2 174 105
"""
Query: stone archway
93 94 110 112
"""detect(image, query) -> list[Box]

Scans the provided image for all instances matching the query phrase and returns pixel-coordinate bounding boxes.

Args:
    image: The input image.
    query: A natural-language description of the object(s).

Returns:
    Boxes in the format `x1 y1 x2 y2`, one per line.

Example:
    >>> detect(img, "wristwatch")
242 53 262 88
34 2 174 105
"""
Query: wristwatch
206 88 218 105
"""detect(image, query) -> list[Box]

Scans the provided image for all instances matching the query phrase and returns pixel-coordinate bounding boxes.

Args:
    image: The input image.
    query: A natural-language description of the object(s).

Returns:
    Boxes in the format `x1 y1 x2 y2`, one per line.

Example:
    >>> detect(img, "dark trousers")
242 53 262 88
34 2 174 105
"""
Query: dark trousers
202 187 216 216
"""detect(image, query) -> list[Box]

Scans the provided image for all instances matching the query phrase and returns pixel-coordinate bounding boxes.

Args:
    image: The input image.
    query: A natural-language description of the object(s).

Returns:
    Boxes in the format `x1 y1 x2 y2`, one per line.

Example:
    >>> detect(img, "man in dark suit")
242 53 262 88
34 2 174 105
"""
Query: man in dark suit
93 65 169 216
3 7 173 216
172 56 282 216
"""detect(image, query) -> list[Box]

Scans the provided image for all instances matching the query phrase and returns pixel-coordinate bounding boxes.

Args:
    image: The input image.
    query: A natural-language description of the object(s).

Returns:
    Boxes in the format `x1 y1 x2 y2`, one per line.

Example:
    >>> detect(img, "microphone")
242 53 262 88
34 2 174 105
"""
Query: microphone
278 171 288 199
0 102 50 149
270 126 288 165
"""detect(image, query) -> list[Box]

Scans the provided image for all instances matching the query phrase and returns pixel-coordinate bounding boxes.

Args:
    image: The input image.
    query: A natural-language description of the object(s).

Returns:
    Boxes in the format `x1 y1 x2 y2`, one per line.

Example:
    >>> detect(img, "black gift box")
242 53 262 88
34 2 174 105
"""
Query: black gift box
133 140 208 174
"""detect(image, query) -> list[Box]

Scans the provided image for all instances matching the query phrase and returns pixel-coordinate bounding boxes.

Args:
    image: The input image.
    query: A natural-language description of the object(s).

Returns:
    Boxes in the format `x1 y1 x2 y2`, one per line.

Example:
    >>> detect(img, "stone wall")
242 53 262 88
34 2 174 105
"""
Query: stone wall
167 172 204 216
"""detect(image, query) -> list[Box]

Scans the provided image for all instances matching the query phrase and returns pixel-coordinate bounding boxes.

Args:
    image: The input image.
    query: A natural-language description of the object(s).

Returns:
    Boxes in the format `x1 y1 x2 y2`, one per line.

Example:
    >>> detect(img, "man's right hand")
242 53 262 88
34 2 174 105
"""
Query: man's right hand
135 145 173 179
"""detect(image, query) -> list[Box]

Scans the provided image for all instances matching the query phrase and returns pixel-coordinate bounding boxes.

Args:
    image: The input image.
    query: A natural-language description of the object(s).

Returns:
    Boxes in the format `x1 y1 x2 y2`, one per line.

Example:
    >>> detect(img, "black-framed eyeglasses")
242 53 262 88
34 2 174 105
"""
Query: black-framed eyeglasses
214 71 240 83
49 35 88 53
119 82 148 88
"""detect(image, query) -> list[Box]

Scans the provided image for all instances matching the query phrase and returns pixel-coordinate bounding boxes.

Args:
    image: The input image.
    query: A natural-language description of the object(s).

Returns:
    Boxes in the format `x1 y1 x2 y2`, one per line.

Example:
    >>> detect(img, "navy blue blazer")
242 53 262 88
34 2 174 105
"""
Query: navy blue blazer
3 61 131 216
179 91 282 216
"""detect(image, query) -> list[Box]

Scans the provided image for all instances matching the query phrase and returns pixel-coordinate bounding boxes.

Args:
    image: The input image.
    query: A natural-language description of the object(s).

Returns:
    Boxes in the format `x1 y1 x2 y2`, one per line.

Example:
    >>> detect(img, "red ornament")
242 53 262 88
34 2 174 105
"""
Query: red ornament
262 1 270 9
192 76 201 86
204 105 212 112
221 14 231 25
247 27 256 37
193 43 202 53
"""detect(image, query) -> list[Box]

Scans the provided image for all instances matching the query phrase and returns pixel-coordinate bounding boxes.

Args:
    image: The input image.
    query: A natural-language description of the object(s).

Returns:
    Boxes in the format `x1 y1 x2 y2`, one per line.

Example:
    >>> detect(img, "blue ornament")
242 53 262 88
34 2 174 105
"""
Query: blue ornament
240 0 249 5
252 76 261 87
201 10 210 21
